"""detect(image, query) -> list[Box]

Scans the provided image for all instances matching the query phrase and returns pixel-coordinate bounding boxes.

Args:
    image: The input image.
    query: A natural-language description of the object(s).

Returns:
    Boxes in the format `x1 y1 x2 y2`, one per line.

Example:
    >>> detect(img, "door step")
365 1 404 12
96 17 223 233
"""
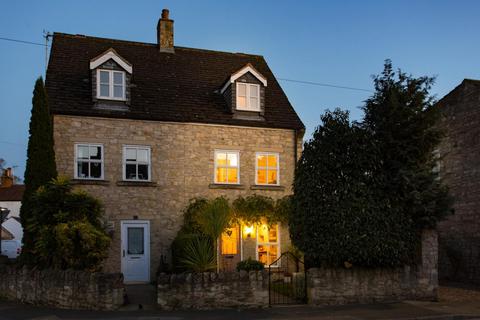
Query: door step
121 283 157 311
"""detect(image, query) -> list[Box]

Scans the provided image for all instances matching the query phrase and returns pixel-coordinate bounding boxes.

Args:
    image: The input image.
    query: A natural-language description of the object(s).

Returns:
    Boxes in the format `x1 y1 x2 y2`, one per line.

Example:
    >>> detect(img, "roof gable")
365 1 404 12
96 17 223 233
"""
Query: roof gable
220 63 267 94
89 48 132 73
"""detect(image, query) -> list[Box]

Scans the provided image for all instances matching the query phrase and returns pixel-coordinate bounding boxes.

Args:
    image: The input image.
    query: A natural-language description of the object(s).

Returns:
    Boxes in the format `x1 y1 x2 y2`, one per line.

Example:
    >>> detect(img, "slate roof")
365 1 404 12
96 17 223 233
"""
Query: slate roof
0 185 25 201
46 33 304 131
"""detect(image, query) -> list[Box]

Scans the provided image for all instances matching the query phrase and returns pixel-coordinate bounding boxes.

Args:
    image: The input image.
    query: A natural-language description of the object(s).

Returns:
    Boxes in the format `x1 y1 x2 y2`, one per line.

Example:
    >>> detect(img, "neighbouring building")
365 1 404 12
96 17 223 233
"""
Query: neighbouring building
46 9 304 282
0 168 24 241
437 79 480 285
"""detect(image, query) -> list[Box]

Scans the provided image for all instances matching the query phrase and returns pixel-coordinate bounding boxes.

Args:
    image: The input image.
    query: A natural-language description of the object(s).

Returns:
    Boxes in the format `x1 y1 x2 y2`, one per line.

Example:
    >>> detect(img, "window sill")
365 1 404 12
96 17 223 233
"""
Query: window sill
96 96 126 102
208 183 245 190
116 181 158 187
71 179 110 186
250 185 285 191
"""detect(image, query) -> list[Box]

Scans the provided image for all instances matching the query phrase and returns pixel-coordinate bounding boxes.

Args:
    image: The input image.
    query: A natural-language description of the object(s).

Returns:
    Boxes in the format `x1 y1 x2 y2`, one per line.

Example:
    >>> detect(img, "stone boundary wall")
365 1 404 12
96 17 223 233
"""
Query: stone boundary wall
0 266 125 310
157 271 268 310
308 229 438 305
157 230 438 310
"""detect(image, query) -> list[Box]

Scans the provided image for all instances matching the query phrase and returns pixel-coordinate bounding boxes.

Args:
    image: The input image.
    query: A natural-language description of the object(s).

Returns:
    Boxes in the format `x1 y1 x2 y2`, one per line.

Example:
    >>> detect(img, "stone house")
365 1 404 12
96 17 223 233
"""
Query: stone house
437 79 480 285
46 9 304 282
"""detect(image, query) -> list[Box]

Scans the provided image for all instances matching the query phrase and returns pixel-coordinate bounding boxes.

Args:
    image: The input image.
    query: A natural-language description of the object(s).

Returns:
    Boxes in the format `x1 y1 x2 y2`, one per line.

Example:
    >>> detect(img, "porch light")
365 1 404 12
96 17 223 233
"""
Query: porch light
243 225 254 238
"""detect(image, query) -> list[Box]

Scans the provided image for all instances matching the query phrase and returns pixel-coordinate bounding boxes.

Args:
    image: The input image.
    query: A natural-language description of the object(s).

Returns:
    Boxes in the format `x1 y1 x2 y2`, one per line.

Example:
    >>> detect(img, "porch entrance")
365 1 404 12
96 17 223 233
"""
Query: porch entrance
268 251 307 305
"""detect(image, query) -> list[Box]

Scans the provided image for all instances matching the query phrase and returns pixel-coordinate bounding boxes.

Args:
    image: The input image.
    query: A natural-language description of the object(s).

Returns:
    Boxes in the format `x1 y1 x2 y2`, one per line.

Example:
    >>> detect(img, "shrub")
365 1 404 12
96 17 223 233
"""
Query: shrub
172 233 215 272
236 258 264 272
27 177 110 271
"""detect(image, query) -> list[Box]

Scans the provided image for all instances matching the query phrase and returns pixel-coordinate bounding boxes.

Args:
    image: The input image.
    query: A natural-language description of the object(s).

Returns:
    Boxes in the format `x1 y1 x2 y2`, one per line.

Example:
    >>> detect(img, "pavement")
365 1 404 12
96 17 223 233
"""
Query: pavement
0 300 479 320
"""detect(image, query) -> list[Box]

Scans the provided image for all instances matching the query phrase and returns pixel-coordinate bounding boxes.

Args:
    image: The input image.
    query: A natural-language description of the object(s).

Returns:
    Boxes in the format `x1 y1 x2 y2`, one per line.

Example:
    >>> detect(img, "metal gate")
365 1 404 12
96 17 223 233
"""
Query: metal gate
268 252 307 305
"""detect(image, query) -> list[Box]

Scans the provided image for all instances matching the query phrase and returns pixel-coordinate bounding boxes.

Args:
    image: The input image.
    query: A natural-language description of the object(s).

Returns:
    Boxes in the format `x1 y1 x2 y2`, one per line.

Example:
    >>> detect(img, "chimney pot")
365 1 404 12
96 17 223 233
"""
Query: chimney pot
161 9 169 19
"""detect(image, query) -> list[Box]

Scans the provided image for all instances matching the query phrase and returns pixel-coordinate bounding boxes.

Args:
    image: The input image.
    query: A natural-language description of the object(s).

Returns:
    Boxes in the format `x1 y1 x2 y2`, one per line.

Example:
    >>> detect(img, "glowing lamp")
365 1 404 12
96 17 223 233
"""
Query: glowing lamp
243 225 254 238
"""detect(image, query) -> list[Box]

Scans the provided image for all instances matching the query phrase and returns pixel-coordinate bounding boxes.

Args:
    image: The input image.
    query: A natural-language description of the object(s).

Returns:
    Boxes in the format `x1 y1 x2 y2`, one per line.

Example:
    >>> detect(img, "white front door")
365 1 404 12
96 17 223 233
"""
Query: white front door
121 220 150 283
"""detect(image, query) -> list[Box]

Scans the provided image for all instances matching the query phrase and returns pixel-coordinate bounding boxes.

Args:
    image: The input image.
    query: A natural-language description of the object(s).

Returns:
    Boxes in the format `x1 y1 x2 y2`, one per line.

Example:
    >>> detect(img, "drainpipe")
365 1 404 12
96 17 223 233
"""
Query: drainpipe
293 128 304 173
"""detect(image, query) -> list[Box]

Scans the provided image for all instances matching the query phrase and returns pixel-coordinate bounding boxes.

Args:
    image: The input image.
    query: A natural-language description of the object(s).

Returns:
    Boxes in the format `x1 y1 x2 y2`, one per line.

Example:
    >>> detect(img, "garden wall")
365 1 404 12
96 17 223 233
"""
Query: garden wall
0 266 124 310
157 230 438 310
157 271 268 310
308 229 438 305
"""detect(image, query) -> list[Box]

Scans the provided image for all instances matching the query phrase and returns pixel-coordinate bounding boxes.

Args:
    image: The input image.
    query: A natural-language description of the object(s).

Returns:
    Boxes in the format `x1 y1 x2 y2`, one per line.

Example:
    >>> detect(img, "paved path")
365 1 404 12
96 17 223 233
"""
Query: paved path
0 300 479 320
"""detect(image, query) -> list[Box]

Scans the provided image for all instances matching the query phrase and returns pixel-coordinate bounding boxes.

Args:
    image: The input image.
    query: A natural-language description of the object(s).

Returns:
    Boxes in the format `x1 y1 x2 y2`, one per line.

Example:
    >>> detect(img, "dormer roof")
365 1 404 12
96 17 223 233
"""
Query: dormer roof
89 48 132 73
220 63 267 94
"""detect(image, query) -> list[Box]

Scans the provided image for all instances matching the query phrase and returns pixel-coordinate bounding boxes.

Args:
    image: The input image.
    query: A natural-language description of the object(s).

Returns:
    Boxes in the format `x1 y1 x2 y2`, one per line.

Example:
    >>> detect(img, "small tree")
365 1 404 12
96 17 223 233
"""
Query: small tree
20 77 57 264
196 197 231 272
27 177 110 271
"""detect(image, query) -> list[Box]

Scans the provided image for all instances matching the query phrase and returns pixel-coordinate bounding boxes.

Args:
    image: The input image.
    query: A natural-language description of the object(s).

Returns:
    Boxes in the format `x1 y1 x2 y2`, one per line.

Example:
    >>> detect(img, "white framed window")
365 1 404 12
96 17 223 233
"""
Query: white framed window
123 146 151 181
256 224 280 266
214 150 240 184
236 82 260 111
97 69 126 100
75 143 104 180
255 152 279 185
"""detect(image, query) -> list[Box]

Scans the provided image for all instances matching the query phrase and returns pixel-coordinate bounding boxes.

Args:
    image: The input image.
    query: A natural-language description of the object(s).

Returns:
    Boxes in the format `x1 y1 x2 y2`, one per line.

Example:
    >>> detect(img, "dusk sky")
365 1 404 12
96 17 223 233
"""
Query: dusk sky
1 0 480 179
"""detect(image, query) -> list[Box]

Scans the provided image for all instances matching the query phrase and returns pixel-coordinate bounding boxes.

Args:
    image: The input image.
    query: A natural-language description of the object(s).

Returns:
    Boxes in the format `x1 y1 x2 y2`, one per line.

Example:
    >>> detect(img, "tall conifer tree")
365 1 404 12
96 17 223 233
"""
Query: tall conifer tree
20 77 57 264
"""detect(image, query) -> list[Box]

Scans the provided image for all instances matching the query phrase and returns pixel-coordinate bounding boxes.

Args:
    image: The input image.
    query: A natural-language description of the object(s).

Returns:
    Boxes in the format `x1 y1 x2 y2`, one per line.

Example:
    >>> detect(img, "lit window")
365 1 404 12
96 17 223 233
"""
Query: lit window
123 146 151 181
214 150 239 184
236 82 260 111
97 69 125 100
256 153 279 185
75 144 104 179
257 224 280 266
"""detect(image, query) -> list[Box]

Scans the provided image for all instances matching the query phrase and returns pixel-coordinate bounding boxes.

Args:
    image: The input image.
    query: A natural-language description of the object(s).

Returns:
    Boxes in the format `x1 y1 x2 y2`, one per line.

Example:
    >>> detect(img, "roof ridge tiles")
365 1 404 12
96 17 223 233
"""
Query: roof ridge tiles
53 32 263 58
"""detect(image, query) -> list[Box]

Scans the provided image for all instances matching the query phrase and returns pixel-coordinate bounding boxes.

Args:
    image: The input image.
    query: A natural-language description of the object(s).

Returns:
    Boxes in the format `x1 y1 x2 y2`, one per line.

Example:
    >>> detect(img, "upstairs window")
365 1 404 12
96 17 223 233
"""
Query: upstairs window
75 144 104 180
123 146 151 181
97 69 125 100
214 150 239 184
256 152 279 185
236 83 260 111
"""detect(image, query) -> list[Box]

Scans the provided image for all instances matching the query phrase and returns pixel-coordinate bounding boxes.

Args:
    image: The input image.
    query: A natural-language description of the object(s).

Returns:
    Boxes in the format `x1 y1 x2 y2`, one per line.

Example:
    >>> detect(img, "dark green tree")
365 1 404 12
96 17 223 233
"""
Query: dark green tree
290 61 452 268
20 77 57 264
361 60 453 229
291 109 416 267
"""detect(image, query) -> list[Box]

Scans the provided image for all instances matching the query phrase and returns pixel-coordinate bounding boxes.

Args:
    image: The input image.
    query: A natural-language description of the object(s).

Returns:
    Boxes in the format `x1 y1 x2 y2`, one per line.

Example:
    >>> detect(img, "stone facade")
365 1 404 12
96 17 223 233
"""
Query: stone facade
157 271 268 310
437 80 480 284
53 115 301 280
308 229 438 305
0 266 124 310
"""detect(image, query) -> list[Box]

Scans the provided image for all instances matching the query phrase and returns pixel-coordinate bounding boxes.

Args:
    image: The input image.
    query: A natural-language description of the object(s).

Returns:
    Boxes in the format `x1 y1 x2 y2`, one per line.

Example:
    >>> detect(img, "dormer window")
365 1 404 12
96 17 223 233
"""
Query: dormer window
97 69 126 100
236 83 260 111
90 48 132 103
220 63 267 114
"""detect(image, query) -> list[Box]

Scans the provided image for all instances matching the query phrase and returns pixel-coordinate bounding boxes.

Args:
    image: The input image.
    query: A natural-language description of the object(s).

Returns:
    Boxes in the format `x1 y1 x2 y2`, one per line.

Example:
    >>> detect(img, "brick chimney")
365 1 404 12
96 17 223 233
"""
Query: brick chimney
0 168 13 188
157 9 174 53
